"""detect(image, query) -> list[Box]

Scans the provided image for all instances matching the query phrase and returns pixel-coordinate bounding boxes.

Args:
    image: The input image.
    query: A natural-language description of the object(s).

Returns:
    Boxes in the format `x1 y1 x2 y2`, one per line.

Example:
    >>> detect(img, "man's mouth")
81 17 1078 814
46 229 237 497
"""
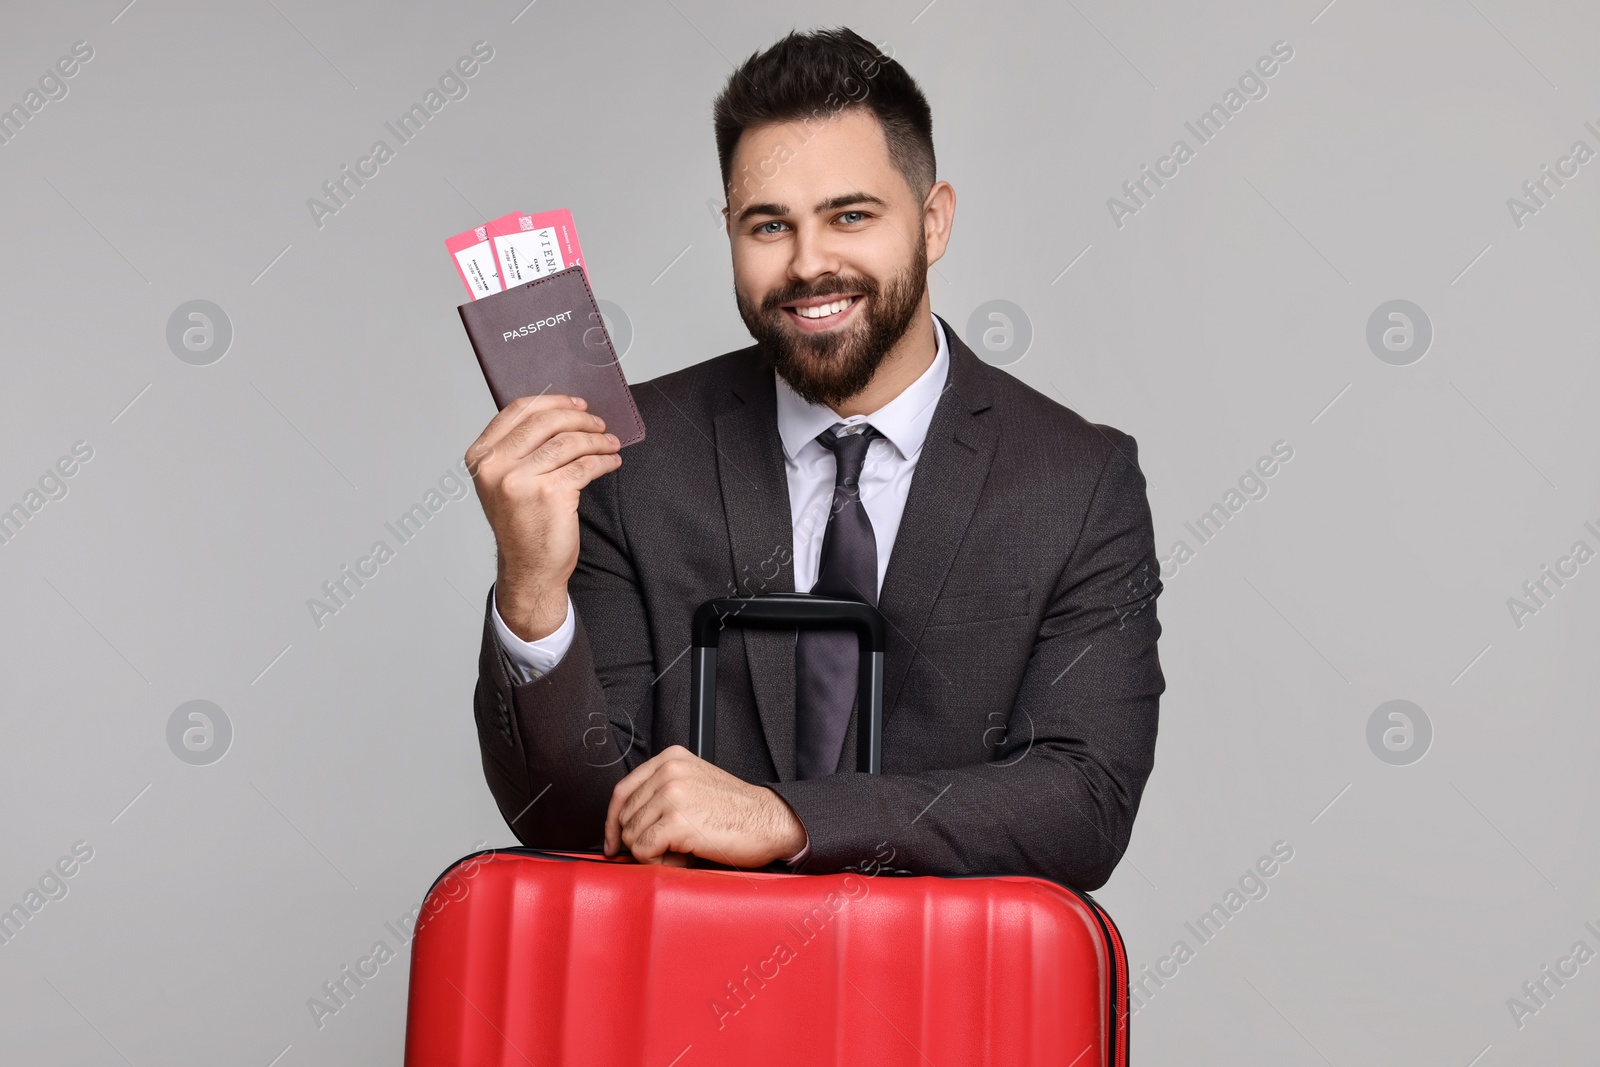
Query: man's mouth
781 294 862 330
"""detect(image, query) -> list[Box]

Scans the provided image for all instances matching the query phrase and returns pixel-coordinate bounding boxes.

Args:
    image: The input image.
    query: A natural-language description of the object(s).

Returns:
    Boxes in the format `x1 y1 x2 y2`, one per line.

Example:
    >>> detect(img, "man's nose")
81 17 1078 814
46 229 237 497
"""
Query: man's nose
785 222 842 285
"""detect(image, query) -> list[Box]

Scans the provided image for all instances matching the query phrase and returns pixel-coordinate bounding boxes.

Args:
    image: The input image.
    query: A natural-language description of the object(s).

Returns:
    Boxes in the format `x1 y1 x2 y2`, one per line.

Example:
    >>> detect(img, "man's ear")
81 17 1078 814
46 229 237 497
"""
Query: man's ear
922 180 956 265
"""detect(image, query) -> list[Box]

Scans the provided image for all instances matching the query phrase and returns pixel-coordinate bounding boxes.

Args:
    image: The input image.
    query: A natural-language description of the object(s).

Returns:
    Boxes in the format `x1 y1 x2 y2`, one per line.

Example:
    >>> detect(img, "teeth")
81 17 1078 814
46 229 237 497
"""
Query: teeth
795 297 854 319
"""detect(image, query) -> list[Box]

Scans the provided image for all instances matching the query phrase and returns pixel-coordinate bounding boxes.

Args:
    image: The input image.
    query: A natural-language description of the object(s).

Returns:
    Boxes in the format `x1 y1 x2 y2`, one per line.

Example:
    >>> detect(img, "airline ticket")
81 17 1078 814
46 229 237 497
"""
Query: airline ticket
446 209 586 300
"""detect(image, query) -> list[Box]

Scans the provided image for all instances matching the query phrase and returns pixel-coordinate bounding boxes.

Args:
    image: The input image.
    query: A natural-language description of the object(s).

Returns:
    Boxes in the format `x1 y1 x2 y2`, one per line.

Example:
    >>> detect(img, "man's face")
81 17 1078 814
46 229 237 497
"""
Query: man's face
726 108 930 409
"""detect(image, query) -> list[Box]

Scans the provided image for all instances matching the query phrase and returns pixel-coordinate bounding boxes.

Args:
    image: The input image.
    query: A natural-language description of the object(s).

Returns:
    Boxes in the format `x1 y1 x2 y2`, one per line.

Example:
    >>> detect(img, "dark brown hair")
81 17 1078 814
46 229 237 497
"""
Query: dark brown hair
712 27 936 205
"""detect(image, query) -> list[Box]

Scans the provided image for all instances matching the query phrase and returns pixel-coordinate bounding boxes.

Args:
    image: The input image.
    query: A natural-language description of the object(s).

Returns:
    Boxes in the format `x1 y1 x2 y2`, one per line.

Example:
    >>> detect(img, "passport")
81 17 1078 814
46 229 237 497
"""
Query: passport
457 264 645 447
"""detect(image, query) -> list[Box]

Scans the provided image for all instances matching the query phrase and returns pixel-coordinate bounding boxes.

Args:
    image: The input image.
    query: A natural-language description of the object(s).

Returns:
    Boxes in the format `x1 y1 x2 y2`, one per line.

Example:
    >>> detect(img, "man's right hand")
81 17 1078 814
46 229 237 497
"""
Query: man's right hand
465 394 622 643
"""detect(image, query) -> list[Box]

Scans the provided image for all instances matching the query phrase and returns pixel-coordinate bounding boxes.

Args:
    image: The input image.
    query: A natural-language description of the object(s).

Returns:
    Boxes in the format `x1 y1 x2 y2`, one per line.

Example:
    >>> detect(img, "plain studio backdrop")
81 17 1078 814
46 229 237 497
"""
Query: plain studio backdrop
2 1 1597 1063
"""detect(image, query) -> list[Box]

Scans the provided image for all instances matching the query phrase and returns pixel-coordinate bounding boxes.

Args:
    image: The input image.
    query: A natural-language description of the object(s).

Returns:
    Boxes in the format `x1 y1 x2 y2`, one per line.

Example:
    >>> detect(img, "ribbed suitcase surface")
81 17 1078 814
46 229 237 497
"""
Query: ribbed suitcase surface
403 848 1127 1066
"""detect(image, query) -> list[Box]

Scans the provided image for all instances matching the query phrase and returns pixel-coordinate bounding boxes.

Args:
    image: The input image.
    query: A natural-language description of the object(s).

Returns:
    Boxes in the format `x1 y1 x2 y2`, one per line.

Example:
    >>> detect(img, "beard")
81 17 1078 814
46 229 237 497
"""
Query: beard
735 233 928 410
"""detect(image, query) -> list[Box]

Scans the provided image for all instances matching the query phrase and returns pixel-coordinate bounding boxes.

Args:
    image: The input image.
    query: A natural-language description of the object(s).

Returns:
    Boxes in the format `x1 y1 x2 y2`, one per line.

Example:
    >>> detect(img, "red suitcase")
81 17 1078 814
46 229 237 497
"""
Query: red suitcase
404 594 1129 1065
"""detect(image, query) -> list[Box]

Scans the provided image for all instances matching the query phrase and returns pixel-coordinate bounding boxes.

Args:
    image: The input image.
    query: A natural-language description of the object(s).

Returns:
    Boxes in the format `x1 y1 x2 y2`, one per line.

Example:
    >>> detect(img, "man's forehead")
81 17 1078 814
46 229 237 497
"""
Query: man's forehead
725 110 901 211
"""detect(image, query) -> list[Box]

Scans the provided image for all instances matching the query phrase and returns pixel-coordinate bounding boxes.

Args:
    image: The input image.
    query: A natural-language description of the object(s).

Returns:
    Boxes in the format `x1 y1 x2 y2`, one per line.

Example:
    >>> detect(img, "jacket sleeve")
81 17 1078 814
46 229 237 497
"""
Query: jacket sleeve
769 435 1165 890
472 464 657 849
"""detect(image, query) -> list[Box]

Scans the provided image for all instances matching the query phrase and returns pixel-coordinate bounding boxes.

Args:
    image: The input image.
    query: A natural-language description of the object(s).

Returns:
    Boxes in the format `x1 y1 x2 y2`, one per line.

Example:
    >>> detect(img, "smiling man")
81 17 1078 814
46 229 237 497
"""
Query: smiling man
465 27 1165 887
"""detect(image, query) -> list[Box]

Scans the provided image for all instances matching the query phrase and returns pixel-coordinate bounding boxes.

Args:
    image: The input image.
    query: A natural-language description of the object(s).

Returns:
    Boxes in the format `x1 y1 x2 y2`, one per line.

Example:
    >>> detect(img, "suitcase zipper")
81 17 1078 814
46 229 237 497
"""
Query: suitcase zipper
1082 895 1129 1067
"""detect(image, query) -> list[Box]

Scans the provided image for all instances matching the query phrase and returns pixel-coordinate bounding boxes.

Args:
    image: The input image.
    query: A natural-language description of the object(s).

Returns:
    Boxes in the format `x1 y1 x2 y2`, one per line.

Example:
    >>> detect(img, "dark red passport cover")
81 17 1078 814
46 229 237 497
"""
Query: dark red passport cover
457 265 645 446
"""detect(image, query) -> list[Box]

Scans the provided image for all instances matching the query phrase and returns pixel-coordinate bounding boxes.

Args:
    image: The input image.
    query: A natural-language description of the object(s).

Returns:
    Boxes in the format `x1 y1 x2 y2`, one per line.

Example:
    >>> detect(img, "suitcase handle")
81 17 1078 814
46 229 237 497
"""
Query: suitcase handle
689 592 885 774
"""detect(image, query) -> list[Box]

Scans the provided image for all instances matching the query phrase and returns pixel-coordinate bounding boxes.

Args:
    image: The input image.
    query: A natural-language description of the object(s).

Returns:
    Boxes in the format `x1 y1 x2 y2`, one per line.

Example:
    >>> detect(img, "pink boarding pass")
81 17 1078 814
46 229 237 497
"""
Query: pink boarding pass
445 222 503 300
485 209 585 287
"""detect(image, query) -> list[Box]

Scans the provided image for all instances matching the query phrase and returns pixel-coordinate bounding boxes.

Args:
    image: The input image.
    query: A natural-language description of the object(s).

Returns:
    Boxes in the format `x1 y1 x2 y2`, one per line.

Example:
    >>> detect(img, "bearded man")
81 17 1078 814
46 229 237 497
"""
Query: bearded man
464 26 1164 888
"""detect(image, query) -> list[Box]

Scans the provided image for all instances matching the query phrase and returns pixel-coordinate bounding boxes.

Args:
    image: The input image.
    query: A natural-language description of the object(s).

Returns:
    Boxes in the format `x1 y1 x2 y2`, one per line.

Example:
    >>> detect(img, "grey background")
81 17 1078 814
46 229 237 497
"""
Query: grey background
2 0 1596 1063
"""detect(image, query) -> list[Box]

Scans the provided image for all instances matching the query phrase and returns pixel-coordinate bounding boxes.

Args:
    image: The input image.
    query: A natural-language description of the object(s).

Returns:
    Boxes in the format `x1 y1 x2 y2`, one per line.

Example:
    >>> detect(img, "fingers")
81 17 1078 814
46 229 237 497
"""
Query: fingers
615 777 671 850
604 747 697 859
466 394 577 473
623 782 722 865
603 749 670 856
622 794 681 864
466 394 603 476
607 784 677 862
522 429 622 478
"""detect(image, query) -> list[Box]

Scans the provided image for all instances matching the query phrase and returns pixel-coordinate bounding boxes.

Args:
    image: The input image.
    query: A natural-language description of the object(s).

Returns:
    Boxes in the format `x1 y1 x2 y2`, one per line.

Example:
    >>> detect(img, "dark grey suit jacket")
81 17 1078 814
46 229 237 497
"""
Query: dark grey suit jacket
472 314 1164 890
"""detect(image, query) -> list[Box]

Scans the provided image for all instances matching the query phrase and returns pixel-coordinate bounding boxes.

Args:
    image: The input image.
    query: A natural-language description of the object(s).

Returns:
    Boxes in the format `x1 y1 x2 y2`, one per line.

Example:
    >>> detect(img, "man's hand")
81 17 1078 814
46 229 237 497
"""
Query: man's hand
465 393 622 642
604 745 807 868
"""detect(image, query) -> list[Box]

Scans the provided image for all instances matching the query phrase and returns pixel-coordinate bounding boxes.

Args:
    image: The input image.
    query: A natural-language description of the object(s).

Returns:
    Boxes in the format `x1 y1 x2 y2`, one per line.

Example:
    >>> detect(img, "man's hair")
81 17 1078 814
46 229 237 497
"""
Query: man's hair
712 27 936 206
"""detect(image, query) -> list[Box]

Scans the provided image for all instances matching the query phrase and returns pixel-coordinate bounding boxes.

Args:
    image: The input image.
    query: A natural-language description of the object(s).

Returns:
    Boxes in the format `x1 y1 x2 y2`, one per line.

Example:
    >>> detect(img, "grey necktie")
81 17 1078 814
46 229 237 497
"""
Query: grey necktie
795 424 881 779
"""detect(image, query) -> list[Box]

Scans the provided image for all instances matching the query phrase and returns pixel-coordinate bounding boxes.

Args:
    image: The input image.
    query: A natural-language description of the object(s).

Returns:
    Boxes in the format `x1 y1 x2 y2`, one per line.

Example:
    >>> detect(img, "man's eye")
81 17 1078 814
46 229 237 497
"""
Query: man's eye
755 220 786 235
838 211 867 224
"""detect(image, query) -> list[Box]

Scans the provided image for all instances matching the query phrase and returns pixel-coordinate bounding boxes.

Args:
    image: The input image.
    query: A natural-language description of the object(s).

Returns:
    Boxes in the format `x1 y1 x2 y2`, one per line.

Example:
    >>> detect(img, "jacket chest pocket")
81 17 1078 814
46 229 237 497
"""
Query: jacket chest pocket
922 586 1031 629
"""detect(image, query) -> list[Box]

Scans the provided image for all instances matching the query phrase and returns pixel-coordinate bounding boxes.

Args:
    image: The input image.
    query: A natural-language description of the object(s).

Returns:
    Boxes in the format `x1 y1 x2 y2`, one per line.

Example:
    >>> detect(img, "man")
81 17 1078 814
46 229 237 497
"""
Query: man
465 27 1163 889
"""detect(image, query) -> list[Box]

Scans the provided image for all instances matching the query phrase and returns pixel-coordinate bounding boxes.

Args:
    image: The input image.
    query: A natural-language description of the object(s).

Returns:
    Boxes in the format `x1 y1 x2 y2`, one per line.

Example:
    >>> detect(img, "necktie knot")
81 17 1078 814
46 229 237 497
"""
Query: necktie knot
816 424 878 489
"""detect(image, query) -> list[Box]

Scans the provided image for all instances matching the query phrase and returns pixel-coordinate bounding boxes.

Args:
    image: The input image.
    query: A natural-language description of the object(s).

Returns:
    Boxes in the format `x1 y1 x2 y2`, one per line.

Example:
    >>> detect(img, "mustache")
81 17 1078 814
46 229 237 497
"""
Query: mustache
761 278 878 313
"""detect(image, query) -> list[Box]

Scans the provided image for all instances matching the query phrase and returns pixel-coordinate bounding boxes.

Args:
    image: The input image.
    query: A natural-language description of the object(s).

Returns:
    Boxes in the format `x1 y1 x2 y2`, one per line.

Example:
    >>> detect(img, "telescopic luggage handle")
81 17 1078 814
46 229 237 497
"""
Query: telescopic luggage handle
689 592 885 774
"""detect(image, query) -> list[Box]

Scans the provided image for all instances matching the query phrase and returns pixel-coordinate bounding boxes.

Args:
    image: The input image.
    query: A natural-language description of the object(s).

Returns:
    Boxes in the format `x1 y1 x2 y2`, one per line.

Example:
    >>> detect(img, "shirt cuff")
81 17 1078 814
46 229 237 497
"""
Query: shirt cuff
781 835 811 868
491 588 576 686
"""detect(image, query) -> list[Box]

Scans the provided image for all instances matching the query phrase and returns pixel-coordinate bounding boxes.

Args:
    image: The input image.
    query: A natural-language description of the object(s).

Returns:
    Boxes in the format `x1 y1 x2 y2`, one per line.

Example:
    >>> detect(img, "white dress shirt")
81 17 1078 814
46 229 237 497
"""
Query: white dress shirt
489 313 951 861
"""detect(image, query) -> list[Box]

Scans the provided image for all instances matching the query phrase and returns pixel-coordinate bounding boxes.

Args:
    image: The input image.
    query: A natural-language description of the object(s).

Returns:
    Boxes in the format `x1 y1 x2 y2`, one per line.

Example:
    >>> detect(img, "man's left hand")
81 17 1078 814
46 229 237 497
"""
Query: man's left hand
603 745 807 868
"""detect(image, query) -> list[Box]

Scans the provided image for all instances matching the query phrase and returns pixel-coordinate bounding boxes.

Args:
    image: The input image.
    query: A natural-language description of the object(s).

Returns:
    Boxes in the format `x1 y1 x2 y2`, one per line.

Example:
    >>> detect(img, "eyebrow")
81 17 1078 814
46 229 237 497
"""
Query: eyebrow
734 191 889 224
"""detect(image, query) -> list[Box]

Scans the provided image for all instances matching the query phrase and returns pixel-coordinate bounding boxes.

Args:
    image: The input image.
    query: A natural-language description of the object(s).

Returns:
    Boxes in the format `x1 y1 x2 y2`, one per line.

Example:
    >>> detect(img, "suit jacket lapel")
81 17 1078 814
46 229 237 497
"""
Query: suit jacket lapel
875 316 998 726
712 350 801 780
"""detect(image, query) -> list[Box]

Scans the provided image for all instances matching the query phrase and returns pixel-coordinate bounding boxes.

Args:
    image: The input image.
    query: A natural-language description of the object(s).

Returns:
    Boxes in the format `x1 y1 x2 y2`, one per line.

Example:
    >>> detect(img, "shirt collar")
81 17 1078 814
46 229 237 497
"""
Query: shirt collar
774 312 950 462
